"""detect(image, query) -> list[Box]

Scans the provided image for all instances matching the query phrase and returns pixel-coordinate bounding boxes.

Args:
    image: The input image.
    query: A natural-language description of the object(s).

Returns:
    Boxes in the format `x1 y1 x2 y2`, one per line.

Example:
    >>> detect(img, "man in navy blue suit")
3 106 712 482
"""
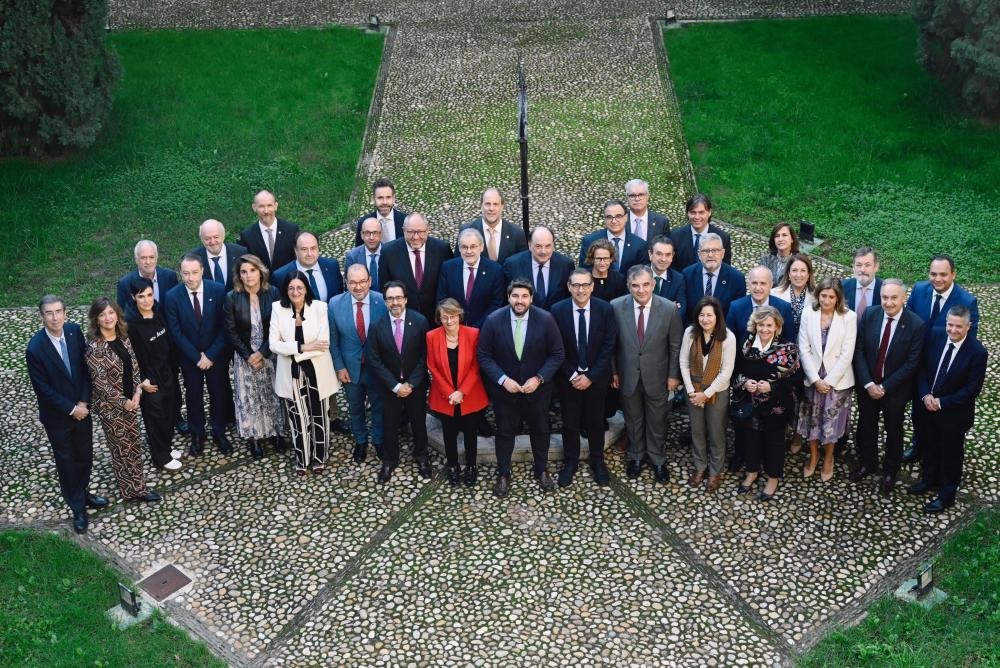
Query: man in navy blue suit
271 231 344 304
353 177 408 247
647 235 687 317
578 200 648 275
669 193 732 270
552 269 618 487
502 225 575 311
116 240 179 316
682 232 746 325
624 178 670 241
726 266 797 347
842 247 883 320
165 253 234 457
477 279 565 497
191 219 248 292
909 305 987 512
26 295 109 534
345 217 384 292
437 228 505 329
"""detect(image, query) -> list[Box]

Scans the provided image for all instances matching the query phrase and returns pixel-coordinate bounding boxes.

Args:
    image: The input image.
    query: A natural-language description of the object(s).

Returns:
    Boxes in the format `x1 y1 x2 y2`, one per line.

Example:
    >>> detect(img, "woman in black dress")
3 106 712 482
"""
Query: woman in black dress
585 238 626 303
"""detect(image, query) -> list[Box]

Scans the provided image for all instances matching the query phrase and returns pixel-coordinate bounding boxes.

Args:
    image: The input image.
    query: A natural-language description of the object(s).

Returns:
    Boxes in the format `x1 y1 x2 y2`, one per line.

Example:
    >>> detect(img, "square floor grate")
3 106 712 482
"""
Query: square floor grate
138 564 192 602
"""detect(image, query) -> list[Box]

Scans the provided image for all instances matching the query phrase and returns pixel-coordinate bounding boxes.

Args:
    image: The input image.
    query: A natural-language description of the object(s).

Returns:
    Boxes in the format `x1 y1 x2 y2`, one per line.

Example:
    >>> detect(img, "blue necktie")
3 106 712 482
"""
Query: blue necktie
369 254 379 290
307 269 321 301
212 256 224 284
705 272 714 297
612 238 621 272
59 336 73 378
535 264 546 304
577 308 589 371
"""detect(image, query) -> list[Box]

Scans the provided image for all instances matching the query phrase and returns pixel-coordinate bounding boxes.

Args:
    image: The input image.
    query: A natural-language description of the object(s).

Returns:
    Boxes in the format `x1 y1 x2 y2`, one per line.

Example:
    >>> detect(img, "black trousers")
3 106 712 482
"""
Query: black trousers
855 390 908 477
559 377 608 467
439 408 482 467
381 384 428 466
44 418 94 515
180 361 232 438
743 425 785 478
916 406 966 502
141 377 177 467
494 388 553 477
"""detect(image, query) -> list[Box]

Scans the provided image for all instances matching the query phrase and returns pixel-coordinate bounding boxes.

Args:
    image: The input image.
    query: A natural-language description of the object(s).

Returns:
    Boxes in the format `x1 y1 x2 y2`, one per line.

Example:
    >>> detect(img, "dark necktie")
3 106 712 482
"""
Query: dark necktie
693 233 701 255
932 343 955 395
192 292 202 324
704 272 714 297
535 263 546 303
930 293 942 324
466 266 476 303
637 304 645 347
655 275 662 294
212 256 224 285
874 317 894 383
369 253 379 288
577 308 589 371
413 249 423 289
612 238 621 271
307 268 321 301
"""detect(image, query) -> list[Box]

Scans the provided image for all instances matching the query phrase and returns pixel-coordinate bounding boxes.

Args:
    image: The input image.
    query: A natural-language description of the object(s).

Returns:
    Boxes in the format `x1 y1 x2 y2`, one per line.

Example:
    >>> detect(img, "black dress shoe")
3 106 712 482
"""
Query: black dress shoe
652 464 669 484
878 475 895 496
189 434 205 457
214 434 233 455
176 420 191 436
464 466 478 487
758 490 775 502
72 512 88 534
848 466 872 483
557 465 577 487
493 475 510 497
378 463 393 483
448 465 462 486
331 418 352 435
924 496 954 514
275 436 290 454
248 439 263 460
901 446 918 463
907 480 932 495
537 470 556 492
626 460 642 479
85 493 109 509
417 460 433 480
591 462 610 486
353 443 367 463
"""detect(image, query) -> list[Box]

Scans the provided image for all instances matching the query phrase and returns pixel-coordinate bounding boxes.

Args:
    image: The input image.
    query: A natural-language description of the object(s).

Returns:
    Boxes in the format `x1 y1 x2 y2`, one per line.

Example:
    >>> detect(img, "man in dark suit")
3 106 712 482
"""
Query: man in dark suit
353 177 407 247
365 281 432 483
380 213 453 322
165 253 234 456
669 193 732 270
842 247 883 319
850 279 925 495
26 295 109 534
477 279 566 497
455 187 527 264
116 239 179 315
611 266 684 484
271 231 344 303
647 235 687 317
726 266 797 347
437 228 505 329
682 232 746 324
552 269 618 487
236 190 299 271
502 225 575 311
578 199 648 275
624 178 669 241
345 217 384 292
909 305 987 512
192 219 248 292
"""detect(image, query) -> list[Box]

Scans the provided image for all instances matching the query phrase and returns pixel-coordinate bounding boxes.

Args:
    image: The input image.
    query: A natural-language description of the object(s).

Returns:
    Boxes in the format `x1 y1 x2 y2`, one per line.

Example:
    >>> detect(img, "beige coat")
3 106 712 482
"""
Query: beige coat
269 301 340 400
797 307 857 391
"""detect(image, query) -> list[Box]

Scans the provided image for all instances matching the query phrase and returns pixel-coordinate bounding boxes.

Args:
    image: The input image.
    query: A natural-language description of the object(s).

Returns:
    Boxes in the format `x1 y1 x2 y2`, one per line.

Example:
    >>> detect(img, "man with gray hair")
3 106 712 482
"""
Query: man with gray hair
682 231 746 324
456 187 527 263
380 212 454 321
191 219 247 292
437 227 505 329
624 178 670 241
116 239 178 315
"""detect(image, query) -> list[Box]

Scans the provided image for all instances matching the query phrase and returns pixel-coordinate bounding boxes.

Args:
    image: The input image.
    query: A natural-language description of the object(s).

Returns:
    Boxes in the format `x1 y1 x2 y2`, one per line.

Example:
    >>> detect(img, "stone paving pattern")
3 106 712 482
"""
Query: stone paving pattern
4 1 996 666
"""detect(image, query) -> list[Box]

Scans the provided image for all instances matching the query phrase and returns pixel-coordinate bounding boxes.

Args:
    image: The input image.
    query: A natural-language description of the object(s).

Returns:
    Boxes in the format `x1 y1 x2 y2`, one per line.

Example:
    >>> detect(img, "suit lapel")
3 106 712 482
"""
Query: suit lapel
45 331 75 381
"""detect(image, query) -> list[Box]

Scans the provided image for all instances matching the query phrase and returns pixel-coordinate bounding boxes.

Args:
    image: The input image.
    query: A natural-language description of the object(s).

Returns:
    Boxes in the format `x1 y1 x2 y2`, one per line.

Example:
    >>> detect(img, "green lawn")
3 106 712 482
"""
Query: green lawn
665 15 1000 283
0 26 382 307
801 509 1000 667
0 529 225 667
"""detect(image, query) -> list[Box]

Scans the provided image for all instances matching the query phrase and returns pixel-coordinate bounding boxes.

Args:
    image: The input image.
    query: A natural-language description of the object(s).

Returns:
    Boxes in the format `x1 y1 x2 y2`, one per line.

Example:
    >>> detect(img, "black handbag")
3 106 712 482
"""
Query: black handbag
729 388 753 421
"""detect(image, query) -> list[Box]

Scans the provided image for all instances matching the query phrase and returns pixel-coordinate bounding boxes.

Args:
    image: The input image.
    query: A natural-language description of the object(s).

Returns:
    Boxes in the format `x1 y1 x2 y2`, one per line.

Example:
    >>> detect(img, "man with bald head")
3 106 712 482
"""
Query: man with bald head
345 217 385 291
380 212 454 321
191 219 247 292
502 225 575 311
237 190 299 271
271 230 344 304
726 266 796 347
456 187 527 264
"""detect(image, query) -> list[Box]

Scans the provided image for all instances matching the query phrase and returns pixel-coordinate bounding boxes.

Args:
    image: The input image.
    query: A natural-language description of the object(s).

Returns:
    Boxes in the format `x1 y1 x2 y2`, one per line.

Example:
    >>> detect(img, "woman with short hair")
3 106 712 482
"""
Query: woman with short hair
585 238 627 303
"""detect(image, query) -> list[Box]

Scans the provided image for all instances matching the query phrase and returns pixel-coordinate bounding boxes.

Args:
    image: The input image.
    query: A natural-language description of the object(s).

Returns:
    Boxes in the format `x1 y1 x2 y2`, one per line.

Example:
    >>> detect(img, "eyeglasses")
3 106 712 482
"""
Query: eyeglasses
569 282 593 290
347 280 370 288
404 229 428 237
626 192 648 199
604 214 627 222
361 230 381 238
699 248 723 255
384 296 406 302
593 256 612 262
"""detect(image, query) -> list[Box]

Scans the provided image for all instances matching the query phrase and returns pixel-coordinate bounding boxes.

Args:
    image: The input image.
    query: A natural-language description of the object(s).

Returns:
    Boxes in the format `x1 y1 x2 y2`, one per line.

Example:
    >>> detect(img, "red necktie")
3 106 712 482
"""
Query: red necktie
192 292 202 324
637 304 645 347
355 301 366 363
466 266 476 303
413 249 423 289
874 317 894 384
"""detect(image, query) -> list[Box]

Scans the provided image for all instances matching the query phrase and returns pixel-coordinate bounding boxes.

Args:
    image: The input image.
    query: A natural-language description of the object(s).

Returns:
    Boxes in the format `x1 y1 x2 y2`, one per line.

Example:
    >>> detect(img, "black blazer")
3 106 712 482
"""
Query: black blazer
550 297 618 386
502 250 575 311
366 308 430 392
223 286 279 361
577 229 648 275
26 322 92 429
476 305 565 389
435 256 506 329
380 236 454 321
236 218 299 271
853 306 925 396
669 223 733 270
916 332 987 432
456 217 528 264
191 242 249 292
353 208 407 247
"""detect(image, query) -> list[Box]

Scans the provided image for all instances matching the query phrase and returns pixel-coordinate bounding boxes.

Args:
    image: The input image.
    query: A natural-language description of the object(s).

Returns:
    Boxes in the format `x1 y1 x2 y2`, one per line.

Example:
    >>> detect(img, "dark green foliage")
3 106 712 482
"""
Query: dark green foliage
915 0 1000 120
0 0 122 157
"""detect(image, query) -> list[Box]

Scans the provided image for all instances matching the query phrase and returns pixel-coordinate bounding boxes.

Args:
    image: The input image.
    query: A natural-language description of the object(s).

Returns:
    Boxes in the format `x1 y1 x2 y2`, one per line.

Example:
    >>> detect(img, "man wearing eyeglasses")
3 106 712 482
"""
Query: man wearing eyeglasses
551 269 619 487
682 232 746 324
345 217 385 292
578 199 648 275
380 213 454 322
624 179 670 241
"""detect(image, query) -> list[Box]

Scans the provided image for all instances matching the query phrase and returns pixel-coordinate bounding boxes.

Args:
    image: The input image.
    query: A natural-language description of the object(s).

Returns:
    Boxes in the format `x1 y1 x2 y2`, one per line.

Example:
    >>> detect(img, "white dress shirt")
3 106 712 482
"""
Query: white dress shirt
530 259 550 288
930 335 965 395
407 244 425 278
258 220 278 261
930 283 955 313
864 312 901 388
207 250 228 284
188 283 204 311
297 261 328 302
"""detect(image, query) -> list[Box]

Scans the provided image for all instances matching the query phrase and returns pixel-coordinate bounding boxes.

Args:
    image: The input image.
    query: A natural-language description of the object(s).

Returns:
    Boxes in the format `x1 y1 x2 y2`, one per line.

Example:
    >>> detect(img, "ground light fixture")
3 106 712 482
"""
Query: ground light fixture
367 15 381 32
911 563 934 598
799 219 816 244
118 582 141 617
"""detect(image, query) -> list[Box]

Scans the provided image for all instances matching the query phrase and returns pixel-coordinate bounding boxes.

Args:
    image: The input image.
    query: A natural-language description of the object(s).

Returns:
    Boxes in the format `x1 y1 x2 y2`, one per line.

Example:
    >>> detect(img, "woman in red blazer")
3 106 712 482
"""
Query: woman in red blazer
427 298 489 486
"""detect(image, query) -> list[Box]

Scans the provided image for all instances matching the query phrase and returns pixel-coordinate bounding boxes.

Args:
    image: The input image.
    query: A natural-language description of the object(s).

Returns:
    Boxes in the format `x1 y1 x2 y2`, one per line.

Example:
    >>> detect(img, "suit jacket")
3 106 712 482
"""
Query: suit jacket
116 267 179 316
329 290 388 382
381 237 454 321
456 217 528 264
578 229 648 275
236 218 299 271
192 242 248 292
906 280 979 339
435 257 506 329
798 307 857 391
268 300 339 400
426 325 489 414
26 322 92 429
610 294 683 397
164 281 230 366
476 305 565 391
354 208 407 247
345 244 385 292
916 332 987 432
669 223 733 270
223 286 279 361
550 298 618 386
367 308 430 393
726 295 797 348
853 306 925 396
502 250 575 311
271 257 344 303
842 277 883 316
651 266 687 318
683 262 747 324
630 209 670 241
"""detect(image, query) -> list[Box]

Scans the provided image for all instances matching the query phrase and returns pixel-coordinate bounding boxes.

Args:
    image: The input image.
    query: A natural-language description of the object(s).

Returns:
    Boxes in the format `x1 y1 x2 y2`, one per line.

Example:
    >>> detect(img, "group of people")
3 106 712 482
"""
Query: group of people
27 180 987 535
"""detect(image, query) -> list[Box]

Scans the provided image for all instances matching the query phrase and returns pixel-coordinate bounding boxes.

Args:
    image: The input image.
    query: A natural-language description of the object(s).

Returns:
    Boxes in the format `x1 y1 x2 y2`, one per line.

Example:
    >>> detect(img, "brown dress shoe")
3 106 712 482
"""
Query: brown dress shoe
705 475 721 492
688 470 706 487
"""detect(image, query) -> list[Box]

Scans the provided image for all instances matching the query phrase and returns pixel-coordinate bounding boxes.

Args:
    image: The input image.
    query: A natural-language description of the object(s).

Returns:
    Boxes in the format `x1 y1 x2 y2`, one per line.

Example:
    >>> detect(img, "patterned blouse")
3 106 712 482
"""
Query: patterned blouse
733 337 800 429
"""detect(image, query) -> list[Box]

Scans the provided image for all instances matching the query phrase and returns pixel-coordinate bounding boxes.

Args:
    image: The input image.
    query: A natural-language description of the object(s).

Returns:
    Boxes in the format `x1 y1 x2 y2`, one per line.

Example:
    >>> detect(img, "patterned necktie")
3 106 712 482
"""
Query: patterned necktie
59 336 73 377
577 308 588 370
704 272 714 297
307 269 321 301
637 304 646 347
265 227 275 262
192 291 202 324
393 318 404 354
212 256 224 284
874 317 894 383
932 342 955 395
930 293 943 324
413 249 423 288
466 266 476 303
612 238 621 271
535 264 546 304
514 317 525 359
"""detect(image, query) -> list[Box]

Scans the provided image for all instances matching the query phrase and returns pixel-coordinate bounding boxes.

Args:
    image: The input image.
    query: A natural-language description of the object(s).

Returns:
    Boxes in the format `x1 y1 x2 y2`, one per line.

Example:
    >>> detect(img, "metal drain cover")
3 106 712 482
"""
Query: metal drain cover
138 564 192 601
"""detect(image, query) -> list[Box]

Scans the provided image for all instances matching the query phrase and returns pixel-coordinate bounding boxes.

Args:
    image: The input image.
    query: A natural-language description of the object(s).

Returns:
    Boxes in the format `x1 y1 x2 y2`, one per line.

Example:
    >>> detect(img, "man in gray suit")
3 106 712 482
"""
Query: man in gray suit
455 187 527 264
611 265 683 483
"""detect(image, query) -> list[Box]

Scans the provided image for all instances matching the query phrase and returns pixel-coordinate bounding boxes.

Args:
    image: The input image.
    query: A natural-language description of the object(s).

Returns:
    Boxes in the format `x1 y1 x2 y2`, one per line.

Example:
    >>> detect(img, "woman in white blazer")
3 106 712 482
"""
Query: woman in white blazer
270 271 340 475
771 252 816 330
796 277 856 481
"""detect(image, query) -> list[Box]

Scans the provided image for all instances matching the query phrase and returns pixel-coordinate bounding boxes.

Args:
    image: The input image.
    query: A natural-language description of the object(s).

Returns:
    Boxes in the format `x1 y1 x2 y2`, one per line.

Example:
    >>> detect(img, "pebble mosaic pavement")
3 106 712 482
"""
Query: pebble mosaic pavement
5 1 995 666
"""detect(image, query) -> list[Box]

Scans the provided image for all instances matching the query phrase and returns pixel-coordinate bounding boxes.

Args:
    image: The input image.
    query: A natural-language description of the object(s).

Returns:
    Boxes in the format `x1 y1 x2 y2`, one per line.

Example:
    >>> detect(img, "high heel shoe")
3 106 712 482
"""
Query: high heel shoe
736 476 758 494
821 460 835 482
803 461 817 478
